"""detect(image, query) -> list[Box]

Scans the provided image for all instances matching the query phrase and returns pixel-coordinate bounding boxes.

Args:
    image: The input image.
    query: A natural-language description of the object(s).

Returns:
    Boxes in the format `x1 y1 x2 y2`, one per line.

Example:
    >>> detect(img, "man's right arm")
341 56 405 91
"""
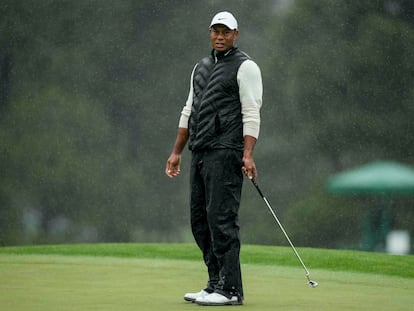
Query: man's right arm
178 64 197 128
165 64 197 178
165 127 189 178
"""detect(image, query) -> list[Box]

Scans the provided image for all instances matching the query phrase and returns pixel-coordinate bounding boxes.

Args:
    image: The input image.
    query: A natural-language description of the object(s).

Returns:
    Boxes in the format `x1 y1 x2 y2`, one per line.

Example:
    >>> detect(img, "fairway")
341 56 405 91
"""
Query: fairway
1 249 413 311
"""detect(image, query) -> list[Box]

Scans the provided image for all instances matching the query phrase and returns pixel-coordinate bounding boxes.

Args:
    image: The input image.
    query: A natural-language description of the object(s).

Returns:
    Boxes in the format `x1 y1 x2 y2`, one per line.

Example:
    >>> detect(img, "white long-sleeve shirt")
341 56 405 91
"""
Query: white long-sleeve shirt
178 59 263 139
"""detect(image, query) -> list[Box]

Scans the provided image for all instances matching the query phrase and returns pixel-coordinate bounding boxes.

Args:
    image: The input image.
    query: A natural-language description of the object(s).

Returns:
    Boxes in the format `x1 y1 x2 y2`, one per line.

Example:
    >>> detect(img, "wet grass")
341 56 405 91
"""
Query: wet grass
0 244 413 310
1 243 413 278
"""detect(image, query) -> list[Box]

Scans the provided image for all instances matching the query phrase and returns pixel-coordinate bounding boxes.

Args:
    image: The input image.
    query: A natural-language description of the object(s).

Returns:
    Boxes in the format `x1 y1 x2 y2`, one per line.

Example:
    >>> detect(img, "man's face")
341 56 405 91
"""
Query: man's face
209 24 239 52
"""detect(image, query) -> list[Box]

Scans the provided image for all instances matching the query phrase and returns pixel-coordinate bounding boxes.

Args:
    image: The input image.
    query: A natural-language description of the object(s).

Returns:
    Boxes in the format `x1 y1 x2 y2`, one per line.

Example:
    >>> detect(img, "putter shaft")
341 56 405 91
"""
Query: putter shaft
251 178 318 287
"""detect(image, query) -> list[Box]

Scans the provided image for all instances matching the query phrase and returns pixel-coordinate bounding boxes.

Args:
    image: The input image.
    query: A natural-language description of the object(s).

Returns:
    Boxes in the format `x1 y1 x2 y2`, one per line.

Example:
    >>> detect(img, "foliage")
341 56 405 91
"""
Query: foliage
283 183 365 249
0 0 413 248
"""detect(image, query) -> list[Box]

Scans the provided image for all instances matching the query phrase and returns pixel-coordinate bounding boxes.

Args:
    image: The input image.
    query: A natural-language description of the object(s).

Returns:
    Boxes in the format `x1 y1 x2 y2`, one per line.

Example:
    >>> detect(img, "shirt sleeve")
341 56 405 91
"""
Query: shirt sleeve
237 59 263 139
178 64 197 128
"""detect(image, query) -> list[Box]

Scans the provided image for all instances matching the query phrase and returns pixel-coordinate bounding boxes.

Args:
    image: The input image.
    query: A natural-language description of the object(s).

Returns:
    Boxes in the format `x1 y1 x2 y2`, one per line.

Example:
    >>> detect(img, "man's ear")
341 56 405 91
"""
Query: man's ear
233 30 239 43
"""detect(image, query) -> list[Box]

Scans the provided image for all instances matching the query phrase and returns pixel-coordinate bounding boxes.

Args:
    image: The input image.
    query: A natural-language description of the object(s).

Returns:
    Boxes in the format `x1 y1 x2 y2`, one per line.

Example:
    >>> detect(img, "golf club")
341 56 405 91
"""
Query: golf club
250 178 318 288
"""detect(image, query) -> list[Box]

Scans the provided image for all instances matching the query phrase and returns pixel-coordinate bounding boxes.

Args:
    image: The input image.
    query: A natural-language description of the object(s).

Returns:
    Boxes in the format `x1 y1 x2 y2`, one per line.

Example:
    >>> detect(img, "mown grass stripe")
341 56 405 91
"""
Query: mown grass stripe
2 255 413 311
0 243 413 278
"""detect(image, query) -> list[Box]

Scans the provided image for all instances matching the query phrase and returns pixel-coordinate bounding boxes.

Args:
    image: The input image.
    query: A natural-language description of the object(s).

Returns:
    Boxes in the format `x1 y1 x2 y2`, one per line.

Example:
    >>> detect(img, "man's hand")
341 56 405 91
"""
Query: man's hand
242 135 258 180
165 127 189 178
165 153 181 178
242 154 257 180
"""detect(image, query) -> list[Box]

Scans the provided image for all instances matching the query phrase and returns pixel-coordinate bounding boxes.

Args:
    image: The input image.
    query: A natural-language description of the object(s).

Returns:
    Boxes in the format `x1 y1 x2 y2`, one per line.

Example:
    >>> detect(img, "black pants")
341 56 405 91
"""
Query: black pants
190 149 244 300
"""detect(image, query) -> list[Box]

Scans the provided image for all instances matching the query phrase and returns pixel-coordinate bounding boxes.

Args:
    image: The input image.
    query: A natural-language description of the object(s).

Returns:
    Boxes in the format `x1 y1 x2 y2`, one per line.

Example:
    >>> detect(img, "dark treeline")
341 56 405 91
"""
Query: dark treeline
1 0 413 251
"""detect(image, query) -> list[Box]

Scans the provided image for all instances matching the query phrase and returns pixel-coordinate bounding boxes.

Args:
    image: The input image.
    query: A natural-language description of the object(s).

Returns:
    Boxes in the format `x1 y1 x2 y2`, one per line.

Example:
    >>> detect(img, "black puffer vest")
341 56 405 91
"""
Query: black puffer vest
188 47 250 151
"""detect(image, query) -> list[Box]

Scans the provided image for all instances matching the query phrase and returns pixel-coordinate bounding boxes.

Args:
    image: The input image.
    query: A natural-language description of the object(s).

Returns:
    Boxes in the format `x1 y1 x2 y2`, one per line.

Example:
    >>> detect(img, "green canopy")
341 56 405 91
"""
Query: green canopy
326 161 414 252
327 161 414 195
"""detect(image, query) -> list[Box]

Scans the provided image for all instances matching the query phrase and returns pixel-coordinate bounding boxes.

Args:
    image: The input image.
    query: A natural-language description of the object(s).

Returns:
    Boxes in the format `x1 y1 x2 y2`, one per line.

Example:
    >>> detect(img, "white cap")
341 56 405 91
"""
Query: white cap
209 11 238 30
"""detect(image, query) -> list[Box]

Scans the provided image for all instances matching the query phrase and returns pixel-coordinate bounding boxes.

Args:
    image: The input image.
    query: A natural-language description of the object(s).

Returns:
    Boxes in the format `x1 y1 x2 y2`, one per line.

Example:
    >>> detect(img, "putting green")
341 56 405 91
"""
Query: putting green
0 254 413 311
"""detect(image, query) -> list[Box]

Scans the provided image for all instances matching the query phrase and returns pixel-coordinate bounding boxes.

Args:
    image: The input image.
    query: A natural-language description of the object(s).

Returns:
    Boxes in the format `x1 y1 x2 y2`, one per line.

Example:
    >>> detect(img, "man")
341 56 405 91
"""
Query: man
165 11 262 306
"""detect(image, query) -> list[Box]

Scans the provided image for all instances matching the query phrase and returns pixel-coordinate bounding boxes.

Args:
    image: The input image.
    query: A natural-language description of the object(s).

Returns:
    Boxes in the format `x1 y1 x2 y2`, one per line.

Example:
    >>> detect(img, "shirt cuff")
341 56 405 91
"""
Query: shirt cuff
243 124 260 139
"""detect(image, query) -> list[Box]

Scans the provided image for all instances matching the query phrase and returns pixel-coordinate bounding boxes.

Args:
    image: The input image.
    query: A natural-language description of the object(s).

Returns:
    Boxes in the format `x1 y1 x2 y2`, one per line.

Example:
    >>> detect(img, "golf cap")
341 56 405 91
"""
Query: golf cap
210 11 238 30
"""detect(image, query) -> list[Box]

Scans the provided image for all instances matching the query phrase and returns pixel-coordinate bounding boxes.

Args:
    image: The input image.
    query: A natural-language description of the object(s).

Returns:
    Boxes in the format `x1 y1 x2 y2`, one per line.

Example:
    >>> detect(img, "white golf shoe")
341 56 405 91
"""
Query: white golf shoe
183 289 211 302
195 292 242 306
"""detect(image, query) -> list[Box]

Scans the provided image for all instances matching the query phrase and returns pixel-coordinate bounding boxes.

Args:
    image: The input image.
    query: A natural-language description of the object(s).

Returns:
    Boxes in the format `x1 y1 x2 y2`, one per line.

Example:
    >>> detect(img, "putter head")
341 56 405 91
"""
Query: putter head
307 280 318 288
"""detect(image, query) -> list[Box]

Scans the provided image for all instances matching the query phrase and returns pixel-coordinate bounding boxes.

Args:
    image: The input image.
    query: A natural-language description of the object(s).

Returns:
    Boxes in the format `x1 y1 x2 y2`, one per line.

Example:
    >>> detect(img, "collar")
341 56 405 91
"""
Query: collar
212 47 237 63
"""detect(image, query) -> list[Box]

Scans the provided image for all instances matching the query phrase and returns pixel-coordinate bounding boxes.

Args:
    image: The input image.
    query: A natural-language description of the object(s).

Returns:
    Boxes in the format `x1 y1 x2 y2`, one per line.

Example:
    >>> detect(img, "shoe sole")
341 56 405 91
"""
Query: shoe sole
195 300 243 306
184 297 196 303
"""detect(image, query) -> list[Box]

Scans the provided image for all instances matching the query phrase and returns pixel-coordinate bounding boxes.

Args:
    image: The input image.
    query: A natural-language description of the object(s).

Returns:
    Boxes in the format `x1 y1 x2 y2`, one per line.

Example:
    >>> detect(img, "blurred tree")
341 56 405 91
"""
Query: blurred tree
0 0 413 249
241 0 414 248
283 183 365 249
0 46 12 110
0 87 143 243
267 0 414 170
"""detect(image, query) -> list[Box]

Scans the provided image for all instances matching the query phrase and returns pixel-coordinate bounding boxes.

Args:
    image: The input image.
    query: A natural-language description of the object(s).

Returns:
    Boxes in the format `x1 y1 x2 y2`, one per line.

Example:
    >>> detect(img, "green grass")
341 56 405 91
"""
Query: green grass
0 243 413 311
1 243 413 278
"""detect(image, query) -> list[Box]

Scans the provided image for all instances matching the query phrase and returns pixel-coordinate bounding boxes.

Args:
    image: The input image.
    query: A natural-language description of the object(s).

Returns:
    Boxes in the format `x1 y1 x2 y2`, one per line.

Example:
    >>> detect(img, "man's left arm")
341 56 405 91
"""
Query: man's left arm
237 59 263 179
